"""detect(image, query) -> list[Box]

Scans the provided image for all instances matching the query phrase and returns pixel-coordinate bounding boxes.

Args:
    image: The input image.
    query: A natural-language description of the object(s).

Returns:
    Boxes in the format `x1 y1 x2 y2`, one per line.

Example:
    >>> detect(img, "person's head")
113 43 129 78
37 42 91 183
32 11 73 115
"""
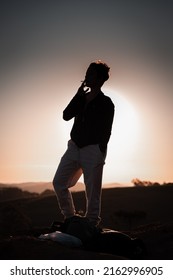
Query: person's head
85 60 110 88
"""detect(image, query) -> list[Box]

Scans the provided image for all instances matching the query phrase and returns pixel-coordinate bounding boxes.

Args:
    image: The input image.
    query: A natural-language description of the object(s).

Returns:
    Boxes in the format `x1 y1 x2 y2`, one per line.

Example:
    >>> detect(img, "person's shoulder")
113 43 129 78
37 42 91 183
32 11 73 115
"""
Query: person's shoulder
101 92 114 107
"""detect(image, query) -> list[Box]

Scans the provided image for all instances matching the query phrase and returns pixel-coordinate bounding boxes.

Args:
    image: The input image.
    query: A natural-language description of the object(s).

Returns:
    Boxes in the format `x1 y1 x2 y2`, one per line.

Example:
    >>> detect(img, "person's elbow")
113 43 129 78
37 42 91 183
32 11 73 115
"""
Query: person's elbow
63 110 72 121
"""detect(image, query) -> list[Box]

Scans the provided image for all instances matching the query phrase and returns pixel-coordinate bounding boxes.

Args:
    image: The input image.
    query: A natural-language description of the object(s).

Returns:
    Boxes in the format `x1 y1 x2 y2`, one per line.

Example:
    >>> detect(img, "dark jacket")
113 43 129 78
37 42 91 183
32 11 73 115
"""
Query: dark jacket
63 91 114 152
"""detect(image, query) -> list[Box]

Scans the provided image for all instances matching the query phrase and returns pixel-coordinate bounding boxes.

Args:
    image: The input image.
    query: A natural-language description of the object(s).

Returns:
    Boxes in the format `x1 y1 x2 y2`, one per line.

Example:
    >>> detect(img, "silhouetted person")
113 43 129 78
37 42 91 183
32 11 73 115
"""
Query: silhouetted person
53 60 114 226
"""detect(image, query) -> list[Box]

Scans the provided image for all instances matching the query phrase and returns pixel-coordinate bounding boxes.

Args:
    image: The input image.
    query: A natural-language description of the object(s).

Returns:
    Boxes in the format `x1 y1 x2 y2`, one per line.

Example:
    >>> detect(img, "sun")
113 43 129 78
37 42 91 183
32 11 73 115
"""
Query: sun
114 92 138 146
62 87 140 155
60 87 140 184
103 87 140 182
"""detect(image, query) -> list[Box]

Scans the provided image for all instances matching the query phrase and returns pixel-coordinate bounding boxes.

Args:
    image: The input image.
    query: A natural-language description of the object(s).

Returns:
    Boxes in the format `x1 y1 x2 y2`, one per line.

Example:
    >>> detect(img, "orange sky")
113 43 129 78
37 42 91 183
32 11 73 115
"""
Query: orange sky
1 1 173 185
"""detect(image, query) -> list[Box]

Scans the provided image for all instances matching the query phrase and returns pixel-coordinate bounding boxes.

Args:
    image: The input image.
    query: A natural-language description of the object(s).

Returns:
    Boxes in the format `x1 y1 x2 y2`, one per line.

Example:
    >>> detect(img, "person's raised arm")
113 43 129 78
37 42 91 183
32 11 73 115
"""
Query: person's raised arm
63 81 89 121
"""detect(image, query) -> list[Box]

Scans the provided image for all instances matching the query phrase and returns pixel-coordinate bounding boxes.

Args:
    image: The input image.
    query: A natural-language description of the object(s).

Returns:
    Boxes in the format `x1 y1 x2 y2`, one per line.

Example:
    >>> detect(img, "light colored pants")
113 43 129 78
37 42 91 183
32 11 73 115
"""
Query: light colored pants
53 139 106 225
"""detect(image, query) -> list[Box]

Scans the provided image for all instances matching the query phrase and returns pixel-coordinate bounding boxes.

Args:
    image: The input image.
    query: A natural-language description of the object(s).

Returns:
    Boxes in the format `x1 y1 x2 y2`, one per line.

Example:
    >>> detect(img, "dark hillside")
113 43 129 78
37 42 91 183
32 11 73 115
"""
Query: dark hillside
0 185 173 259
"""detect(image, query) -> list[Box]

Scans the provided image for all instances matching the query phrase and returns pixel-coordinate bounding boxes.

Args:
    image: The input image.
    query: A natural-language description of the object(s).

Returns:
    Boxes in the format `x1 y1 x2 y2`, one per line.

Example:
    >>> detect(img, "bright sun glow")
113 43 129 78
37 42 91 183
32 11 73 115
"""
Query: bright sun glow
105 87 139 149
60 87 140 184
103 87 140 183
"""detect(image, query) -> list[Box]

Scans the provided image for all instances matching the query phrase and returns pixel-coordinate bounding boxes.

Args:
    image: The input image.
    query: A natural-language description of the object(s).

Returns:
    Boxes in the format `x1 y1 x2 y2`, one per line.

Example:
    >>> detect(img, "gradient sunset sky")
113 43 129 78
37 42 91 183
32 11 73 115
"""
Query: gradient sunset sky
1 0 173 185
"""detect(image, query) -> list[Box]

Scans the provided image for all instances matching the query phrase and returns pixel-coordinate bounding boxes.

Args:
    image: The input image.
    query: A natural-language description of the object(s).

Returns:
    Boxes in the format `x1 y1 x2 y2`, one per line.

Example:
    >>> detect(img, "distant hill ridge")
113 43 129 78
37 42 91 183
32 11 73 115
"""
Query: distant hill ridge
0 182 124 194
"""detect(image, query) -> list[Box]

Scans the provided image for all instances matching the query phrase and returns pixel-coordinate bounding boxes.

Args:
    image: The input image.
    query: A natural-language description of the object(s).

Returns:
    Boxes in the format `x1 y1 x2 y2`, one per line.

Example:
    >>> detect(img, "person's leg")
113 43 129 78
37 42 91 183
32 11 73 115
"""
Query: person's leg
80 144 106 226
53 140 82 219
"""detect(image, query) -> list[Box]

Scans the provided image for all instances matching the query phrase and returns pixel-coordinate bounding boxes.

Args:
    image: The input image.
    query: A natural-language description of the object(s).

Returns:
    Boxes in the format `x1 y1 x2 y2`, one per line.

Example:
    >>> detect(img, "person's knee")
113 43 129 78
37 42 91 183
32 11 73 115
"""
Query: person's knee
53 176 67 194
52 176 60 192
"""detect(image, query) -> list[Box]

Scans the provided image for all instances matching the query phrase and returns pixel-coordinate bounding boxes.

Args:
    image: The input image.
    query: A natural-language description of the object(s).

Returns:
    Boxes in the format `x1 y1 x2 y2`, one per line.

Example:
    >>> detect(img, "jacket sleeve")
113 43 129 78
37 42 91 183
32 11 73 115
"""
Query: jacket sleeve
63 93 85 121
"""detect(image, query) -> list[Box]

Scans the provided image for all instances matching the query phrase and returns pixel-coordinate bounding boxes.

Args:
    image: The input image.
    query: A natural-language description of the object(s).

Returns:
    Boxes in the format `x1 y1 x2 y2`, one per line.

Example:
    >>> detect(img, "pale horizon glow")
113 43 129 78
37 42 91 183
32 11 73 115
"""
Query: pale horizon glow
0 63 172 185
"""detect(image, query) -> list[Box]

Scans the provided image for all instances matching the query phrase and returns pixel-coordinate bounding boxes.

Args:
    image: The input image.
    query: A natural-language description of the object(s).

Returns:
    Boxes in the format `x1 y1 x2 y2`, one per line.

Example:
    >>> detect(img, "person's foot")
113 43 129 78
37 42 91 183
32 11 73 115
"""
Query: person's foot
64 214 82 222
